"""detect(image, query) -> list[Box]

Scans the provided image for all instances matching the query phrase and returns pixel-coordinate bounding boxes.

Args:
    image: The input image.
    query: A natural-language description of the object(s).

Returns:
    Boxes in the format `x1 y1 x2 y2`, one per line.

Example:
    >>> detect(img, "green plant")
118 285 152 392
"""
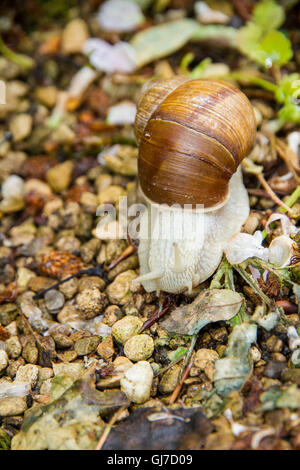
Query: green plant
238 0 292 70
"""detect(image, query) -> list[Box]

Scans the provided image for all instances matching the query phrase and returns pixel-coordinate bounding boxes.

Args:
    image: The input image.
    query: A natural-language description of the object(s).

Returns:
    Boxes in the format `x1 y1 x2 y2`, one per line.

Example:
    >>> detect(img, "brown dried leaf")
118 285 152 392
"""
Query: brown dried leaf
0 324 10 340
39 251 84 279
103 407 213 450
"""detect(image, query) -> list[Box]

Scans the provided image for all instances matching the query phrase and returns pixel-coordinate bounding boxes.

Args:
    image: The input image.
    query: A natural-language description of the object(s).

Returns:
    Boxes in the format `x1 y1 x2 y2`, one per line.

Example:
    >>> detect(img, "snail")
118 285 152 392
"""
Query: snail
133 77 256 294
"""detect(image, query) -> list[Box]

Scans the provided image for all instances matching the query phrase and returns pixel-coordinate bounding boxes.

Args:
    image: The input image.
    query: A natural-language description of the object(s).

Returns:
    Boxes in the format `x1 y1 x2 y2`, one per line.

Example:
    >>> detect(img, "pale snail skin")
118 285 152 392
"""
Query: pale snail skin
136 168 249 294
133 77 256 294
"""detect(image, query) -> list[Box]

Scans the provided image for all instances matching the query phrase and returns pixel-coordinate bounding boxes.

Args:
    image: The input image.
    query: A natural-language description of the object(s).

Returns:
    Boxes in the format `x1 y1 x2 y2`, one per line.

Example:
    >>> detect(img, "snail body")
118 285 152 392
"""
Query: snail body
134 78 256 294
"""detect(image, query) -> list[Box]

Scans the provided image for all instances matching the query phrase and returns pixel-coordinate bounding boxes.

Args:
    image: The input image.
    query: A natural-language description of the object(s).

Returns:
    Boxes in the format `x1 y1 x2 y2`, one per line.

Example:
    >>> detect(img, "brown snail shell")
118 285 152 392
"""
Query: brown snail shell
134 78 256 209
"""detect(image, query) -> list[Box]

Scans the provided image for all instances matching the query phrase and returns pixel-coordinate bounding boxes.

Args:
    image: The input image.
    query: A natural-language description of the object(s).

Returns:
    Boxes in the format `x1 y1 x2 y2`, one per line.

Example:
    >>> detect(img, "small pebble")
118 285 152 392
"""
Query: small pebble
97 334 114 361
74 335 100 356
0 350 8 372
112 315 143 344
0 397 27 416
102 305 123 327
158 364 181 394
59 350 78 362
106 270 137 305
35 86 58 107
76 287 108 319
194 348 219 381
52 333 73 349
61 19 89 54
16 267 36 290
58 277 78 299
98 184 126 206
9 114 32 142
6 358 25 379
80 238 101 264
265 335 283 353
40 378 53 395
57 305 81 323
15 364 40 389
6 336 22 359
55 235 81 253
46 161 74 193
124 334 154 362
250 346 261 363
78 276 106 292
44 289 65 314
120 361 153 404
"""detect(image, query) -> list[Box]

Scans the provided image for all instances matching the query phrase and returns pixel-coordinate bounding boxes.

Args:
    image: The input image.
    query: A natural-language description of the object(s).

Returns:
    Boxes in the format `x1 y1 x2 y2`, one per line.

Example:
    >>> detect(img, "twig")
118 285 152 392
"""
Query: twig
256 172 294 215
138 297 173 334
167 335 197 405
33 265 108 300
279 185 300 214
95 406 127 450
107 244 136 270
20 314 64 362
276 138 300 185
168 358 194 406
247 188 289 198
154 351 188 378
0 35 34 69
234 265 272 307
179 334 197 381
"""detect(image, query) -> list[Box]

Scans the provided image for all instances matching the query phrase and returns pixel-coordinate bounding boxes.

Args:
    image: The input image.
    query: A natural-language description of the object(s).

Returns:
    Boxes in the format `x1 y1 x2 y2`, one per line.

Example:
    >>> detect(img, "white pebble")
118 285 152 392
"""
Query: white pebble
120 361 153 404
0 381 30 399
0 350 8 372
2 175 24 199
15 364 40 389
107 101 136 125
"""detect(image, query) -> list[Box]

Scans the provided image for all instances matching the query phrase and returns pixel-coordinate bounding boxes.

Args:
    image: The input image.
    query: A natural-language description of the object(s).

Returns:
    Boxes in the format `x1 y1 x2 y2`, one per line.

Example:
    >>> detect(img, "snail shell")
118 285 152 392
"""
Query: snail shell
134 78 256 209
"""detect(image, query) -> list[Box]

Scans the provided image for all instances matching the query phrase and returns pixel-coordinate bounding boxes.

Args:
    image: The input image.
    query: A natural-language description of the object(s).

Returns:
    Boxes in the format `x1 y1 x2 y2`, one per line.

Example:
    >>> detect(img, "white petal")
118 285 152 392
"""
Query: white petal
113 42 137 73
82 38 112 55
268 235 294 267
287 131 300 155
266 212 298 235
97 0 144 32
224 232 269 265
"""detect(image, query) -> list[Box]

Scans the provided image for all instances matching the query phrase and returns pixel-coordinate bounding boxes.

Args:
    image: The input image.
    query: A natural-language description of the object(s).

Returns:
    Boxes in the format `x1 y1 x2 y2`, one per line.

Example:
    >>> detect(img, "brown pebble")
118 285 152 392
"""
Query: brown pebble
97 334 115 361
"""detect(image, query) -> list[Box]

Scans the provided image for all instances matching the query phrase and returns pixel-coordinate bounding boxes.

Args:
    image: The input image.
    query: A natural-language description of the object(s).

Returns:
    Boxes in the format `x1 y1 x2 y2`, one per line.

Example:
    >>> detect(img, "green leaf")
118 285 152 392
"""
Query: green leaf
238 22 265 65
260 30 293 67
274 73 300 123
168 346 188 362
190 25 237 48
130 19 200 67
214 323 257 397
279 102 300 123
238 24 292 68
130 0 153 9
0 428 11 450
275 73 300 103
189 58 212 79
11 376 129 450
253 0 285 32
130 20 237 67
161 289 243 336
